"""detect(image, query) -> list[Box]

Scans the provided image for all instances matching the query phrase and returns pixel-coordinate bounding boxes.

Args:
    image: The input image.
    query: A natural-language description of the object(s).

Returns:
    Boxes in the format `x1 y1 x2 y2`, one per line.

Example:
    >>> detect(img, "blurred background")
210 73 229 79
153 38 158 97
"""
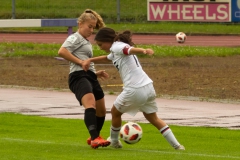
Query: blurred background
0 0 149 23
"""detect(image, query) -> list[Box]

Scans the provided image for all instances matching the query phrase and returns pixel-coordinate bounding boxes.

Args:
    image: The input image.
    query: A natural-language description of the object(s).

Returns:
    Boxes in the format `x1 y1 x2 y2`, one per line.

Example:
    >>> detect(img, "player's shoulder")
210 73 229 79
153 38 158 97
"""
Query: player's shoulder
66 32 84 44
111 41 129 51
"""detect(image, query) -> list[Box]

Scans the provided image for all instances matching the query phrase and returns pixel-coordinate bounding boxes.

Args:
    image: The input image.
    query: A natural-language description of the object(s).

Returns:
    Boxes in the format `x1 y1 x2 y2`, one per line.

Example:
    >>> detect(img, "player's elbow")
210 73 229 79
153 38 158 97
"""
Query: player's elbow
58 47 65 57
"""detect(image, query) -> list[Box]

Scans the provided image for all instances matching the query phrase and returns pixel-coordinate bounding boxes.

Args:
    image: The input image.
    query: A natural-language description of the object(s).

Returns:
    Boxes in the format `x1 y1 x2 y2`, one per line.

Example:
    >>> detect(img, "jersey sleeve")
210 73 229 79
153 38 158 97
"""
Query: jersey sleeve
61 34 82 53
122 45 134 55
107 53 114 60
110 41 134 57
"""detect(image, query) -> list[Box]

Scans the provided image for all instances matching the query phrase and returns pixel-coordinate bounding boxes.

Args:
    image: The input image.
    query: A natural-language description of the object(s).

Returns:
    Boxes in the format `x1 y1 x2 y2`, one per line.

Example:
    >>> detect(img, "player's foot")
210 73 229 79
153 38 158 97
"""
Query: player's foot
87 136 103 145
87 137 91 145
107 137 122 149
175 144 185 150
91 136 110 149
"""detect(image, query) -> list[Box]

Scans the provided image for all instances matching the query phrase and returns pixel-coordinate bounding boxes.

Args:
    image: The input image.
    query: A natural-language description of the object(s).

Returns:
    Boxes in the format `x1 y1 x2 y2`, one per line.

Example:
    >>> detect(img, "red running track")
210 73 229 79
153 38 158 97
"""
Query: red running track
0 33 239 47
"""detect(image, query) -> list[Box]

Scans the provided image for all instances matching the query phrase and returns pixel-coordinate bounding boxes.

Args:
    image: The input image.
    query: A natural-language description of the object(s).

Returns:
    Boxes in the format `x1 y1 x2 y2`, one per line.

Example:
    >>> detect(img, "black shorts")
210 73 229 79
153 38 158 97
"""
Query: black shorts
68 70 104 105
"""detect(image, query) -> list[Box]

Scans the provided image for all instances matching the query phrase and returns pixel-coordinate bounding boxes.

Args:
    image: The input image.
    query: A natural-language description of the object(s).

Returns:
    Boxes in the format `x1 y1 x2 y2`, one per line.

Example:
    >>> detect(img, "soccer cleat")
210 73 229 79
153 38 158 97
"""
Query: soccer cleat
87 137 91 145
91 136 111 149
175 145 185 150
107 137 122 149
87 136 104 145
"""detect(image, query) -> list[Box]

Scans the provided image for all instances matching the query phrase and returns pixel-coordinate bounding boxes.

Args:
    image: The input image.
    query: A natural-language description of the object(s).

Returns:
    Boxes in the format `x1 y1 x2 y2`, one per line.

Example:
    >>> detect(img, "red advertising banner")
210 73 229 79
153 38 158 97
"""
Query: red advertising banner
148 0 231 22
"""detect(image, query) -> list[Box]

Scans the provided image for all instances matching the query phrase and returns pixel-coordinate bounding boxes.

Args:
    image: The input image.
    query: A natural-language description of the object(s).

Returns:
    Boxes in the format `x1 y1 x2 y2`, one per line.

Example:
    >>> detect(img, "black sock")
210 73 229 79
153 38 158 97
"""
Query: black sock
84 108 98 140
96 116 105 135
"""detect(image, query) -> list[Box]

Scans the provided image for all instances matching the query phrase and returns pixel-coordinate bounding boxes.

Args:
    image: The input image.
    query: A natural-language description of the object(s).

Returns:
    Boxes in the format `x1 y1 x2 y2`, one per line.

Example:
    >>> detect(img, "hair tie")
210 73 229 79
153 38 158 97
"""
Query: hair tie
85 10 92 13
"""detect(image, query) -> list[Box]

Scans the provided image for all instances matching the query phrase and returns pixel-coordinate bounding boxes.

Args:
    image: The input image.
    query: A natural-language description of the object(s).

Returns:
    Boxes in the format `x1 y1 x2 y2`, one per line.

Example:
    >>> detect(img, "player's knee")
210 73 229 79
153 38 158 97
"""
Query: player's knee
111 105 122 117
81 93 96 108
96 108 106 116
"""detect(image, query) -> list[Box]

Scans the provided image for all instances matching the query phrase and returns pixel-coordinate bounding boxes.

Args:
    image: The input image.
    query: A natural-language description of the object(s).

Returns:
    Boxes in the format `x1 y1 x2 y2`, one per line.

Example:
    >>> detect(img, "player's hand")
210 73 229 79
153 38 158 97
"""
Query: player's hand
144 49 154 55
96 70 109 80
81 59 91 71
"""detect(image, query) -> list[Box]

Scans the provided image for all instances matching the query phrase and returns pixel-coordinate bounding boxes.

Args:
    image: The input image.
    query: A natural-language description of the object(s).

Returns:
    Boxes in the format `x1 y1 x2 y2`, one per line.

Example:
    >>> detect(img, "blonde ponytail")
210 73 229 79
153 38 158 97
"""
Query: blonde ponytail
77 9 105 30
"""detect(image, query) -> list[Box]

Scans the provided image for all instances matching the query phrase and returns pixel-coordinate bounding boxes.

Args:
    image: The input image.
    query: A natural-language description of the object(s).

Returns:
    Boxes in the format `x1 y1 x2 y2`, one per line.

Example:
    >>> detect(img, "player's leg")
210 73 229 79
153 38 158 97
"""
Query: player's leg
81 93 98 139
70 76 109 148
143 112 185 150
72 77 99 141
110 87 136 139
108 105 123 148
84 75 110 147
141 83 185 150
82 93 110 148
111 105 123 131
93 81 106 136
108 87 141 148
95 98 106 134
86 97 106 145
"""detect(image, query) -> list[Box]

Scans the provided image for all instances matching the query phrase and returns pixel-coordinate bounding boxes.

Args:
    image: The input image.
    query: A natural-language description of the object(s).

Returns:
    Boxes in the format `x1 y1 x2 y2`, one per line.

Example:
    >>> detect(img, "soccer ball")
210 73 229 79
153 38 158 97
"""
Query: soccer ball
175 32 187 43
120 122 142 144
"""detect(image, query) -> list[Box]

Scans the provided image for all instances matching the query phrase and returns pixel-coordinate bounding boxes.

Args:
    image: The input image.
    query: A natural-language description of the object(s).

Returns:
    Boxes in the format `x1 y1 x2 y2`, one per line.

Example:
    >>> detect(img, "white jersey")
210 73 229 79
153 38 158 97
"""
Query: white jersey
107 41 152 88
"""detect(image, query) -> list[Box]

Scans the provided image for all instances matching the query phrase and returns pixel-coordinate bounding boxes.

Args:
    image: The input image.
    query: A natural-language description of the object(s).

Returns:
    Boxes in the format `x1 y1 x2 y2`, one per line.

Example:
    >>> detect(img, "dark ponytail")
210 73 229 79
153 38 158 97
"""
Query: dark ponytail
95 27 134 46
114 30 134 46
95 27 116 42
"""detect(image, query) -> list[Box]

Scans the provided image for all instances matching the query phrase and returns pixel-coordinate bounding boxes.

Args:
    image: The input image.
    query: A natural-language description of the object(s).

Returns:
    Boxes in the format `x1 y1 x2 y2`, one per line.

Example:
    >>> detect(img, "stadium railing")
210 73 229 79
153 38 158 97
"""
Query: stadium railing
0 19 77 35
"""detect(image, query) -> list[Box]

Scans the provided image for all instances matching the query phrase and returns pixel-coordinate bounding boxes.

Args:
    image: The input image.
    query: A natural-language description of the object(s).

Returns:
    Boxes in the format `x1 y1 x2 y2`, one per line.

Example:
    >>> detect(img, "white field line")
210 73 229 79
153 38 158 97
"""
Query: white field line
1 137 240 159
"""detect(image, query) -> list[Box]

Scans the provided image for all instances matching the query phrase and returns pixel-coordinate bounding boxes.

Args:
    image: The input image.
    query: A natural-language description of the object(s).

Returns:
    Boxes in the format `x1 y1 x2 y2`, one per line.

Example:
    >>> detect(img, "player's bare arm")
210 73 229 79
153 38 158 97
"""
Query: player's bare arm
89 55 109 63
82 56 109 71
58 47 83 66
96 70 109 80
129 48 154 55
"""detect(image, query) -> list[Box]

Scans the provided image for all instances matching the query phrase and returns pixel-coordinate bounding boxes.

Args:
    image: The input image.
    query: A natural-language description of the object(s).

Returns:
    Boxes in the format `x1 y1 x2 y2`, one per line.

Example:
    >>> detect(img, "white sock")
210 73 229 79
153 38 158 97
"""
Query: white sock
160 125 180 149
110 126 121 143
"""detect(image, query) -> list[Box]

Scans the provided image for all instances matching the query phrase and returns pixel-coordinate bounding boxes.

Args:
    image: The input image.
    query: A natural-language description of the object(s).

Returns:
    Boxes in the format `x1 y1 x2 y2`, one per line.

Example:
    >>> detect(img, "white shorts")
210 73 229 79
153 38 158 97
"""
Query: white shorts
114 83 158 116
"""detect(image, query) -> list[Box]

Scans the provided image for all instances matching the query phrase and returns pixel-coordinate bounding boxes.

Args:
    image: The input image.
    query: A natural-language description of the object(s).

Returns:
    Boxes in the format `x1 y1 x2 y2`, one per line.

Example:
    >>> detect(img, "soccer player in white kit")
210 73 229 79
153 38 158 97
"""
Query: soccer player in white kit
83 27 185 150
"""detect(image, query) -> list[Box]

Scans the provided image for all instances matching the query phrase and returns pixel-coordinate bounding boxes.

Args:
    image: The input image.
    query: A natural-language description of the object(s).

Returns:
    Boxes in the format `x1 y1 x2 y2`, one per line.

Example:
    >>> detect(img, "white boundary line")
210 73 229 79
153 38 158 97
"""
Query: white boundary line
1 137 240 159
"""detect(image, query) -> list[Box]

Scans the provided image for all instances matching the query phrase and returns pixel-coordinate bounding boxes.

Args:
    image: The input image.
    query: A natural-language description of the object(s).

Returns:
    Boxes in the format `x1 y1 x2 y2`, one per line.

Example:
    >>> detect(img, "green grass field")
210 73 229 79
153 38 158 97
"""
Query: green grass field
1 113 240 160
1 42 240 58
